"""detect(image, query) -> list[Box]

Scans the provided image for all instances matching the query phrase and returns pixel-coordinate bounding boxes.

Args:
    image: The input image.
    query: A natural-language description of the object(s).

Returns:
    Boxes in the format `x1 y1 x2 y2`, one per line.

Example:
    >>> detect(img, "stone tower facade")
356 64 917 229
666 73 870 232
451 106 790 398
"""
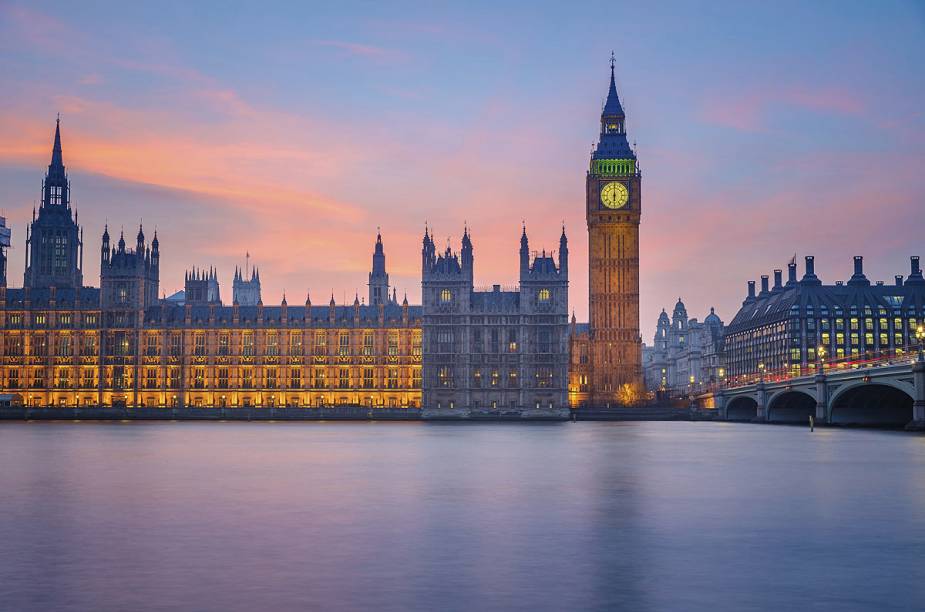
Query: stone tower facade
24 118 84 290
233 262 261 306
185 267 221 305
368 231 393 306
584 55 643 403
422 226 569 417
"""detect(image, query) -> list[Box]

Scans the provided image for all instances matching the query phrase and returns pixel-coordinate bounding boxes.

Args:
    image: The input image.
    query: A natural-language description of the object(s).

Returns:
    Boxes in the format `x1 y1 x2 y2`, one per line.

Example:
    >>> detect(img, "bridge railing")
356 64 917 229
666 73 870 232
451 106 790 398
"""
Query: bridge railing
719 348 921 390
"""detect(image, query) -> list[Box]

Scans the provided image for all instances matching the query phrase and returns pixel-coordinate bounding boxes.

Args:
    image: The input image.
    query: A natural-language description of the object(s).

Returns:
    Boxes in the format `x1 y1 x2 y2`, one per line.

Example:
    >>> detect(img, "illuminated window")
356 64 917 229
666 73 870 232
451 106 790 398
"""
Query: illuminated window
388 332 399 356
290 368 301 389
266 332 279 356
289 332 302 356
338 332 350 356
194 333 206 356
363 367 374 388
440 289 452 303
538 288 550 302
363 332 374 356
218 333 230 356
339 367 350 388
243 332 255 356
387 368 398 389
145 368 158 389
146 334 158 356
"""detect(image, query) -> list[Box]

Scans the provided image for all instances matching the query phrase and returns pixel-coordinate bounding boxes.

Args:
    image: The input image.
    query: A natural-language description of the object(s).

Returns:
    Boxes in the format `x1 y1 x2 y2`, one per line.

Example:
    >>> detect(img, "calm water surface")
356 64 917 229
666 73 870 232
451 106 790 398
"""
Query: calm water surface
1 422 924 611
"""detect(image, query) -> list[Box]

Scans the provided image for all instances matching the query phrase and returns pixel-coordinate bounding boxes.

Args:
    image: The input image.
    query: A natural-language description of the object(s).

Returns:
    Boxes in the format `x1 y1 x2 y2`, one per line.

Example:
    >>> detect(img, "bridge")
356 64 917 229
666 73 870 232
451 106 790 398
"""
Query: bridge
697 356 925 429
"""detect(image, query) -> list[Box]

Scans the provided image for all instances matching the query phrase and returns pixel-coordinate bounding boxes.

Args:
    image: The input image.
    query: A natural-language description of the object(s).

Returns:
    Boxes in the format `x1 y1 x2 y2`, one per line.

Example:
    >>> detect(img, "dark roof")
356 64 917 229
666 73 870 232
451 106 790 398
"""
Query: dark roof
3 287 100 309
727 281 925 335
143 302 422 327
603 66 624 117
470 289 520 311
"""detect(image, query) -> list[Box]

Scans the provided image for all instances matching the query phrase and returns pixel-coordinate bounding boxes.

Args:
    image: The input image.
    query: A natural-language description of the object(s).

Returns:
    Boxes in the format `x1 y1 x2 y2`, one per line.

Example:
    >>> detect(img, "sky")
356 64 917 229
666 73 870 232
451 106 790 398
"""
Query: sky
1 1 923 339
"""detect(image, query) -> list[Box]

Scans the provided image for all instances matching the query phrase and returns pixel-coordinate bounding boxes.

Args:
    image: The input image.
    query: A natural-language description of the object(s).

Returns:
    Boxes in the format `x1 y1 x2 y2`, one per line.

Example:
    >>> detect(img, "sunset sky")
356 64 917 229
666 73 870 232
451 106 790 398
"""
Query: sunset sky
1 1 923 338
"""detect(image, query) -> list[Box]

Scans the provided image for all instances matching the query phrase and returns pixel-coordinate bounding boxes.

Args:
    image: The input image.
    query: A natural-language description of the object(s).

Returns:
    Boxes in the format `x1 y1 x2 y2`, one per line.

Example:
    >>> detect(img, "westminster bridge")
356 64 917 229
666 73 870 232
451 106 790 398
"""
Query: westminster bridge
698 356 925 429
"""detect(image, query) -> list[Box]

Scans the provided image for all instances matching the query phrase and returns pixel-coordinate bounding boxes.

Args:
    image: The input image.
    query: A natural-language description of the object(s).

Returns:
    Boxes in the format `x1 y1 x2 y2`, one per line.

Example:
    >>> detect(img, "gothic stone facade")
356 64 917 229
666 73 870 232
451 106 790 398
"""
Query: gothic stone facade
642 299 725 396
421 227 569 416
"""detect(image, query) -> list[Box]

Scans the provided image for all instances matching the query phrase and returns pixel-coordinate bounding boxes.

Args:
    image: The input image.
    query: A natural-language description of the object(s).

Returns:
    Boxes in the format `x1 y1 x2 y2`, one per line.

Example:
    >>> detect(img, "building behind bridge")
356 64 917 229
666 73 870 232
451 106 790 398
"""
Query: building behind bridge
642 298 725 396
724 256 925 380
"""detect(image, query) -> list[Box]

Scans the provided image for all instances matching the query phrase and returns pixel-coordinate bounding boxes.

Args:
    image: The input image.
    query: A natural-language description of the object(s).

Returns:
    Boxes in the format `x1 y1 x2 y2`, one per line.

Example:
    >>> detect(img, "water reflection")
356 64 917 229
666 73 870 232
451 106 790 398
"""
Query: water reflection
1 422 924 611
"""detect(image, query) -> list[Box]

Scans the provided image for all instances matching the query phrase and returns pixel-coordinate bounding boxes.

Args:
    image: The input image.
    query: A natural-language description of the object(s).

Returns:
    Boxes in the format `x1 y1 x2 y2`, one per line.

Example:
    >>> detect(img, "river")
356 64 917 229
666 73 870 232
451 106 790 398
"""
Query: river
1 421 923 611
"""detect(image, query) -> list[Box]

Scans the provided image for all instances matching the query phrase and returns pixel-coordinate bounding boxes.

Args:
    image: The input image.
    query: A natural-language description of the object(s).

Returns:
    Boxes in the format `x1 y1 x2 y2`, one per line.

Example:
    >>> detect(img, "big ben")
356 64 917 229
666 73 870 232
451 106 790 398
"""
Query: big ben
586 54 642 403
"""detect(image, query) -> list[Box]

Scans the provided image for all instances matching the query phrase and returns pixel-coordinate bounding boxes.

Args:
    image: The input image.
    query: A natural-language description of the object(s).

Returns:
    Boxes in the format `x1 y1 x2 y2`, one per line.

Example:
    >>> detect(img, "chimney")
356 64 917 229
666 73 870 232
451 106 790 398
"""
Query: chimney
773 269 782 290
895 275 904 287
801 255 821 285
746 280 756 303
848 255 869 286
760 275 769 295
907 256 925 286
787 262 797 286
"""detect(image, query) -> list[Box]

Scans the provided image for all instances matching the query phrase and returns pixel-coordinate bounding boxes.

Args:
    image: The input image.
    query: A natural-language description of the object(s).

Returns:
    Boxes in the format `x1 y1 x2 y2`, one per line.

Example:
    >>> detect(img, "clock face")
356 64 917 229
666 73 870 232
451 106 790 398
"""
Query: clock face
600 182 629 209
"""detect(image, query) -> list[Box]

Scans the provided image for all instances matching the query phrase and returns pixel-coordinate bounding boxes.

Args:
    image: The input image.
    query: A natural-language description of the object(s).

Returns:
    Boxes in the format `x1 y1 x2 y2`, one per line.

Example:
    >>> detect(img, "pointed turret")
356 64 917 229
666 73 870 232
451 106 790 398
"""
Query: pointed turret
49 116 65 176
369 228 390 305
602 52 625 117
519 224 529 276
592 52 635 163
461 224 473 273
558 225 568 275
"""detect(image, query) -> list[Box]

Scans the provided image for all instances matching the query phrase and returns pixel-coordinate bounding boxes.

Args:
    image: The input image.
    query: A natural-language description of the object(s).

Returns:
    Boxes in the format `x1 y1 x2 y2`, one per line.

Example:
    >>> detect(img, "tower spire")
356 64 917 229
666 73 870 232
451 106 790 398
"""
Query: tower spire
603 51 624 117
50 115 64 169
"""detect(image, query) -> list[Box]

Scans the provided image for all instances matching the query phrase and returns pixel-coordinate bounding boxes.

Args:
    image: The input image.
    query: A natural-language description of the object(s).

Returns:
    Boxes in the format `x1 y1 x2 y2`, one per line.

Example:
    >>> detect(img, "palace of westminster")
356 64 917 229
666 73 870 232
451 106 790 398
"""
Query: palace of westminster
3 59 920 411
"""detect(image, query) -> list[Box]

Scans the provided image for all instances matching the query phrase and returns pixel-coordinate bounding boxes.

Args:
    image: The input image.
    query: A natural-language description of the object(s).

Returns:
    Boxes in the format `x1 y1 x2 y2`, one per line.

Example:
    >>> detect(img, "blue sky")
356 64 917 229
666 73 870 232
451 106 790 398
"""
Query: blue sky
1 0 923 337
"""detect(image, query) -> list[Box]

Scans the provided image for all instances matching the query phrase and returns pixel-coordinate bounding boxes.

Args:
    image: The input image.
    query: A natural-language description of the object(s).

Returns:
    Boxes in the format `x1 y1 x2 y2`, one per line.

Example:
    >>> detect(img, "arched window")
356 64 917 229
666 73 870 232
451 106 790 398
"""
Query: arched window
538 288 551 302
440 289 452 303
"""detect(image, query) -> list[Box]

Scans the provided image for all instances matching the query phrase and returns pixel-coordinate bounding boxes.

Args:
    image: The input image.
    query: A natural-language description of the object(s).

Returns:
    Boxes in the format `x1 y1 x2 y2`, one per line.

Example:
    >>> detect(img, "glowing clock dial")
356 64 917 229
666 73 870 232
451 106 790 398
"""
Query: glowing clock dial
600 181 629 209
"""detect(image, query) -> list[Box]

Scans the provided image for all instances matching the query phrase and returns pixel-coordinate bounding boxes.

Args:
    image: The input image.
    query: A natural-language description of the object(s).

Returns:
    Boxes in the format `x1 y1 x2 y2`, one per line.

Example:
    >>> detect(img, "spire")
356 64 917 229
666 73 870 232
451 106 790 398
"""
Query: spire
603 51 624 117
50 115 64 169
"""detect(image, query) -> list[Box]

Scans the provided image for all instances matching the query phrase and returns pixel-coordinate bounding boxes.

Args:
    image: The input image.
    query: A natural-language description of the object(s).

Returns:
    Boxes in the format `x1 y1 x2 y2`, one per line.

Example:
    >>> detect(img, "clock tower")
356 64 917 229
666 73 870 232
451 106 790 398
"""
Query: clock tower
585 54 643 403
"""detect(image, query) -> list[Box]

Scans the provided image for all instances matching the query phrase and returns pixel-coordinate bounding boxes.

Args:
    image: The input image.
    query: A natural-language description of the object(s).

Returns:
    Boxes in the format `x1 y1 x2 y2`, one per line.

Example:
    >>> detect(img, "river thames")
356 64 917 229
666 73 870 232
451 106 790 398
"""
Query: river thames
1 421 924 611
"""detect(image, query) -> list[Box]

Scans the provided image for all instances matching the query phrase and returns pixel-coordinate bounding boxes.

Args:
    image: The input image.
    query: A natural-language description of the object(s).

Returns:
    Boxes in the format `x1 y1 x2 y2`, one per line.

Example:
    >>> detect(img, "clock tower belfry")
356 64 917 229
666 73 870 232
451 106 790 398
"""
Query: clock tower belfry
585 54 643 403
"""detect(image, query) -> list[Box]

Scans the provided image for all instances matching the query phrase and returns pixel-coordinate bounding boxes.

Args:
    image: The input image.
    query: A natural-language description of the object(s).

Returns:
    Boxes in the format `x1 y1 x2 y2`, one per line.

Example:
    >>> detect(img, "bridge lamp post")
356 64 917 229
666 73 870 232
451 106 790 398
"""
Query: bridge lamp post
758 361 766 383
916 324 925 362
817 345 826 372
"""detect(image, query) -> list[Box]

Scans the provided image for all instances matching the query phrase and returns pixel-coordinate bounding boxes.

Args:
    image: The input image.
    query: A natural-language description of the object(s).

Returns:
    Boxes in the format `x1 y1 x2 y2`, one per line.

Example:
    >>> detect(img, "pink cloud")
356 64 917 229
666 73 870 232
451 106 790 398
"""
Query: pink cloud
312 39 406 63
701 85 867 131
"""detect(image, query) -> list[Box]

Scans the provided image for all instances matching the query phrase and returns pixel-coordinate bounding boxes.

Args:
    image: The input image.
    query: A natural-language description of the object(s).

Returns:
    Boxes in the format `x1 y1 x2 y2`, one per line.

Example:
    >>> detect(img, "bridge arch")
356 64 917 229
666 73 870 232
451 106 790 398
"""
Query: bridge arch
829 381 914 427
726 395 758 421
767 390 816 424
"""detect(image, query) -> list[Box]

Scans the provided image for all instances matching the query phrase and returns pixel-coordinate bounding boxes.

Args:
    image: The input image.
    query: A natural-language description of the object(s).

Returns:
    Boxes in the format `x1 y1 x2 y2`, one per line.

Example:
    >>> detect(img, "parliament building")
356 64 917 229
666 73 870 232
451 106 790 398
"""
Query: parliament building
1 56 645 411
0 120 423 409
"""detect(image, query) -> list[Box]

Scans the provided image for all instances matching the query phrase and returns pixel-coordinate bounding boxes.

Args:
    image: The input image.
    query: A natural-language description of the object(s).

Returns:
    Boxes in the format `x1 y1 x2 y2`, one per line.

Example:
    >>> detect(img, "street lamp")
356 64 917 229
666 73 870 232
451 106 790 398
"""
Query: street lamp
817 344 826 371
758 361 766 383
916 324 925 361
